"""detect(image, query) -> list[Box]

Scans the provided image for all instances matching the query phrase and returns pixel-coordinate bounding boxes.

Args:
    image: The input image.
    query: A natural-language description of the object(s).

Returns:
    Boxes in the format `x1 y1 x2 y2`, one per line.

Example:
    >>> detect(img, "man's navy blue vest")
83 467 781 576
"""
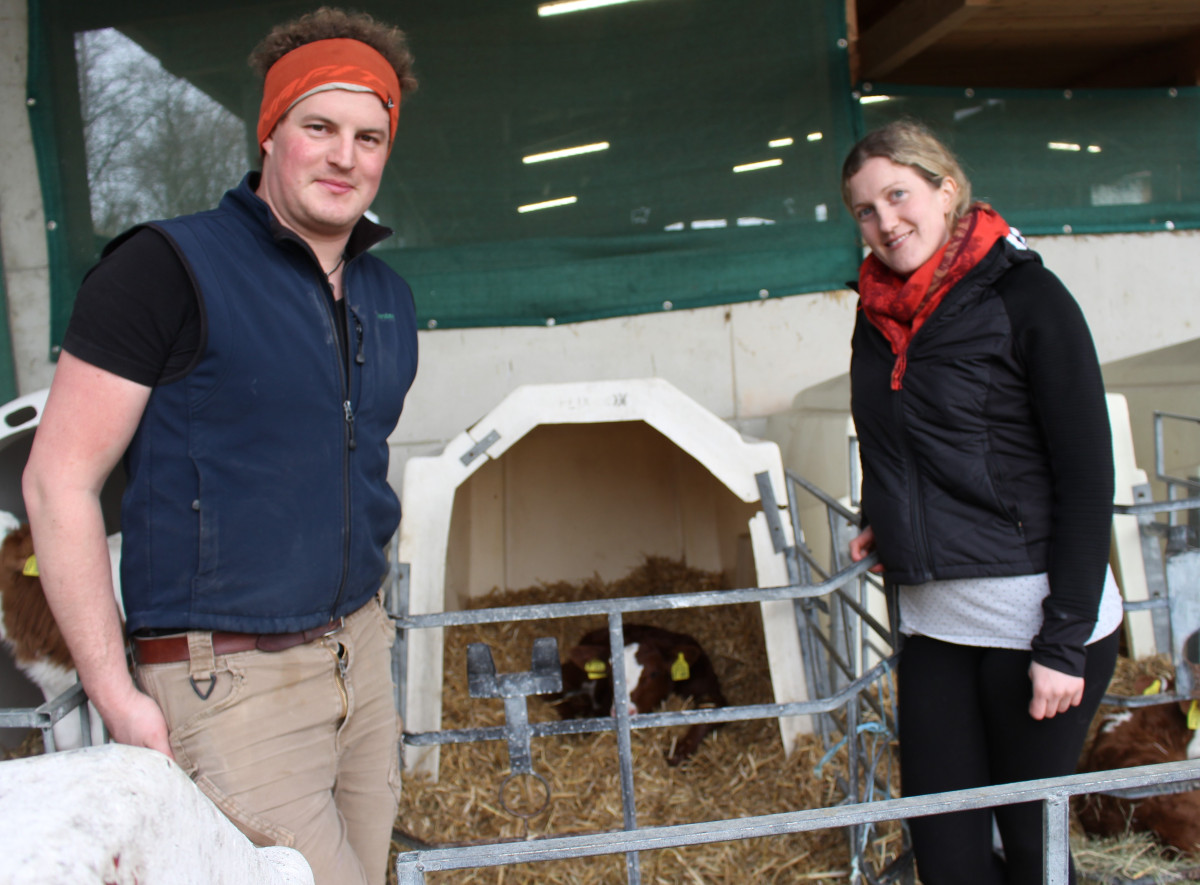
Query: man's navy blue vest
118 175 418 634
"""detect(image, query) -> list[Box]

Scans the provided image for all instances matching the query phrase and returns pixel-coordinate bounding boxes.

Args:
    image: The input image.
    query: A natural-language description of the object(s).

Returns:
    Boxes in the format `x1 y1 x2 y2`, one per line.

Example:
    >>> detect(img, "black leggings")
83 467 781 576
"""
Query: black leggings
897 630 1120 885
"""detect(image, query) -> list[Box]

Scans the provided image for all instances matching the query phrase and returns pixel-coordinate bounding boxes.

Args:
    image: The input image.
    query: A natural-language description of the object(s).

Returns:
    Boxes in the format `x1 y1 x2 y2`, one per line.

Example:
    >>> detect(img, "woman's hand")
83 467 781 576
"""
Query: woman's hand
1028 661 1084 720
849 526 884 574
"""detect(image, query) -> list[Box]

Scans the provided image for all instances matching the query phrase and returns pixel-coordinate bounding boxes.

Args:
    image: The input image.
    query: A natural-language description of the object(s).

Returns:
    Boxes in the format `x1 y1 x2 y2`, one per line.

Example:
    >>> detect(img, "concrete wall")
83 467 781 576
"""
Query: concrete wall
1104 338 1200 501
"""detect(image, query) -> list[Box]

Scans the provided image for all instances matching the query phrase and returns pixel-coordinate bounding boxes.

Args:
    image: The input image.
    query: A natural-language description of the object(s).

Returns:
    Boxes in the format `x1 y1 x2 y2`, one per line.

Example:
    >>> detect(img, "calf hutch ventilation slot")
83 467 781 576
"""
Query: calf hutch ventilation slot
396 378 811 778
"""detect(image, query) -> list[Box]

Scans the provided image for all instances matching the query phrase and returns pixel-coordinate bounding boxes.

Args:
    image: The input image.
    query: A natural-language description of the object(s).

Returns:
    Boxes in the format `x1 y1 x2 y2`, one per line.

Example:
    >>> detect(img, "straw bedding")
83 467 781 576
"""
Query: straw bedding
389 560 1198 884
390 557 901 884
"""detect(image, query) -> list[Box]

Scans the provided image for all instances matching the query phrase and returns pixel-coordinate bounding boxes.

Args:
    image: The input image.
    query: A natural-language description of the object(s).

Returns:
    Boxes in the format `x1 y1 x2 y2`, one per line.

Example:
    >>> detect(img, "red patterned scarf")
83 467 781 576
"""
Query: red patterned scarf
858 204 1011 390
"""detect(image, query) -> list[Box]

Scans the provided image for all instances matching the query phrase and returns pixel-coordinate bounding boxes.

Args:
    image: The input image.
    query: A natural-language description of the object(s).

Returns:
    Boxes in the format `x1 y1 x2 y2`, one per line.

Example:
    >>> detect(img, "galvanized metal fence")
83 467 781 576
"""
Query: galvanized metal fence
393 761 1200 885
387 410 1200 885
391 548 904 885
0 681 96 753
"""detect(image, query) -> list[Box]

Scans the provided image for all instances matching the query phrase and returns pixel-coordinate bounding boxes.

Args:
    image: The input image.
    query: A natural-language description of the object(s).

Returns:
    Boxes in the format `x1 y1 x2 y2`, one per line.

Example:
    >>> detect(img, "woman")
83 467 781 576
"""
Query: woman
843 120 1123 884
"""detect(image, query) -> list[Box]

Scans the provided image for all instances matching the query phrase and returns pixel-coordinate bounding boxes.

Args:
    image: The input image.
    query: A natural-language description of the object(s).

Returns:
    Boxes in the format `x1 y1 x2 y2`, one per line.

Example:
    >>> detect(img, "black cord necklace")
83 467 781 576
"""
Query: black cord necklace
325 253 346 277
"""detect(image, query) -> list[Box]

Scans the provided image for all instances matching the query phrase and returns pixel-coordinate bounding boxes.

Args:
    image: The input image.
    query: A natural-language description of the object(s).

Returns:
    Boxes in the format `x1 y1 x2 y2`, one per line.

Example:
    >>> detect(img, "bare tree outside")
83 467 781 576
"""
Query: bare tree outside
76 29 248 238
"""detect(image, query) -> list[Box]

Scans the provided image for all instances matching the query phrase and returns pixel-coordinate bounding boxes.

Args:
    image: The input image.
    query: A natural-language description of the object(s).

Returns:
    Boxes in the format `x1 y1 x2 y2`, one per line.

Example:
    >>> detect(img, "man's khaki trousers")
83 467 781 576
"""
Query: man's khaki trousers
137 596 402 885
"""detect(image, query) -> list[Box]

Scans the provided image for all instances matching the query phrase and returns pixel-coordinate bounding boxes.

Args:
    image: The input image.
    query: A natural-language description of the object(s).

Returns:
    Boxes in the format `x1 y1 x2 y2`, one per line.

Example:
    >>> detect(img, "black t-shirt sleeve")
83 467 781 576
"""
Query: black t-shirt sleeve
62 226 201 386
1003 259 1115 676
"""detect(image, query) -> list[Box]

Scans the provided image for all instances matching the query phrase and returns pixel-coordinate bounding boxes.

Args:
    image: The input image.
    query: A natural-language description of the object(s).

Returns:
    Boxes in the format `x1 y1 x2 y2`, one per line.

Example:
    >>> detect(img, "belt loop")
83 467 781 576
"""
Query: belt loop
187 631 217 700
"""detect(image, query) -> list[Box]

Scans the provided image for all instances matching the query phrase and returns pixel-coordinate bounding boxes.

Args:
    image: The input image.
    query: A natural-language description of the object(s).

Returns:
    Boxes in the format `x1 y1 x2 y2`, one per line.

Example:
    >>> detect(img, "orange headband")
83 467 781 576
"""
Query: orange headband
258 38 402 153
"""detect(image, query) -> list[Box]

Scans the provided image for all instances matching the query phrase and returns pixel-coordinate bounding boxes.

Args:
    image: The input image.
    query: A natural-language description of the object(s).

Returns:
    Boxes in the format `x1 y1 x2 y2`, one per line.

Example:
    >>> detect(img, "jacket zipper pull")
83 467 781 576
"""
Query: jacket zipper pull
354 316 365 365
344 400 357 450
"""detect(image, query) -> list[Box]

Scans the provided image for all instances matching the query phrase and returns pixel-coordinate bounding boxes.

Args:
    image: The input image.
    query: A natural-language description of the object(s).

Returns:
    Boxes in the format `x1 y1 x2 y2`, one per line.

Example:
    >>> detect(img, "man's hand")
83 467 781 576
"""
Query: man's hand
1028 661 1084 720
849 526 884 574
97 683 174 759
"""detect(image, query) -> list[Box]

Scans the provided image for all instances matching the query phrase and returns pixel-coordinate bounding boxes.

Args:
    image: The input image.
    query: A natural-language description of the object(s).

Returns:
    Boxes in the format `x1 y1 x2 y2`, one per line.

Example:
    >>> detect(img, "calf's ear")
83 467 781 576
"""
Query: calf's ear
0 526 33 573
668 644 704 681
568 644 608 671
1132 674 1168 695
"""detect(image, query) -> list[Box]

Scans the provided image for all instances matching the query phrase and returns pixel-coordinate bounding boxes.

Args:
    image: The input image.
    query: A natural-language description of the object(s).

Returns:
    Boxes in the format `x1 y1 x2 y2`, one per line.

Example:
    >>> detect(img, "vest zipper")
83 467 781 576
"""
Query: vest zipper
344 400 357 450
318 264 355 620
344 313 363 450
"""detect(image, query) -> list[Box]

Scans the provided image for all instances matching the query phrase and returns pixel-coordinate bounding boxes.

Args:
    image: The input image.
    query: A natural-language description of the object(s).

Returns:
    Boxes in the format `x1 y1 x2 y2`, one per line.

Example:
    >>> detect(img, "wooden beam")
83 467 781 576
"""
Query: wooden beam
1177 31 1200 86
858 0 991 81
1077 30 1200 87
846 0 862 87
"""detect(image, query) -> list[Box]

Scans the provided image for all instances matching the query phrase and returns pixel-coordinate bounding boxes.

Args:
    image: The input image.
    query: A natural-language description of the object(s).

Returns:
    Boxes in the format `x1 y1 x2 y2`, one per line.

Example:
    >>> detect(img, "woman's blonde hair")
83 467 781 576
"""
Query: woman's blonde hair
841 120 972 224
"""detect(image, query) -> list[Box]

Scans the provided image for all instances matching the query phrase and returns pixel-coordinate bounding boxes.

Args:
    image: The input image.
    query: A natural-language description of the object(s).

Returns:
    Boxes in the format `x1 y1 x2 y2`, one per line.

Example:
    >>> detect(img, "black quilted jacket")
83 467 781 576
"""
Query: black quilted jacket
850 237 1114 675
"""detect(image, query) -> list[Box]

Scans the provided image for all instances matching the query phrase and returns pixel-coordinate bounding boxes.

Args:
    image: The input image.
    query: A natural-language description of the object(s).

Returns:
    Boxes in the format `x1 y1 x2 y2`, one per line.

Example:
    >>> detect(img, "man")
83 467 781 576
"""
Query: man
22 9 419 884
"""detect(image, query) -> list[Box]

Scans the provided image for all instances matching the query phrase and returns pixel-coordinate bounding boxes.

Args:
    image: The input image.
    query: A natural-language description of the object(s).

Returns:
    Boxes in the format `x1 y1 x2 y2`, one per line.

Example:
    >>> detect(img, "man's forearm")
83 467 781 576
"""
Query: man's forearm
23 479 135 723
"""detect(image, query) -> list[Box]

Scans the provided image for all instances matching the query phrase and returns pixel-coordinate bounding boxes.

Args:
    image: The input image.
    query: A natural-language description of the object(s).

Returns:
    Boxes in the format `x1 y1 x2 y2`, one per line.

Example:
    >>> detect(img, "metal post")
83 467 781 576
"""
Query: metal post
1042 793 1071 885
1166 550 1200 697
396 854 426 884
392 560 411 739
1134 483 1174 653
608 612 641 885
78 695 91 747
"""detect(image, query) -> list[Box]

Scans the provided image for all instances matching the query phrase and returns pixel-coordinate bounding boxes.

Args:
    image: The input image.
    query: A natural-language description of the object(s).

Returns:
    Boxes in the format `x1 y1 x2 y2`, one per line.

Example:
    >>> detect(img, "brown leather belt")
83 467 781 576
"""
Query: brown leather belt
132 619 344 665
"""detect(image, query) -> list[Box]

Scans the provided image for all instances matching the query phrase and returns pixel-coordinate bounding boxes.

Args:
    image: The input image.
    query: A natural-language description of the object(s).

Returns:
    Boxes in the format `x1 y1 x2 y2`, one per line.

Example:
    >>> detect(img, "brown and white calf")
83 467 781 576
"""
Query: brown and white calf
1077 676 1200 854
0 522 122 751
550 623 728 765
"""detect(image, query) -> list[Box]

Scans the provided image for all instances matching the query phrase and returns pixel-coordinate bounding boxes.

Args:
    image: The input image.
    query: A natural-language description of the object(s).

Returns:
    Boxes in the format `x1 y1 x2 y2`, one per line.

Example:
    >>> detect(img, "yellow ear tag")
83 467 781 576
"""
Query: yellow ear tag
670 652 690 682
1142 678 1162 696
21 555 38 577
1188 700 1199 731
584 659 607 680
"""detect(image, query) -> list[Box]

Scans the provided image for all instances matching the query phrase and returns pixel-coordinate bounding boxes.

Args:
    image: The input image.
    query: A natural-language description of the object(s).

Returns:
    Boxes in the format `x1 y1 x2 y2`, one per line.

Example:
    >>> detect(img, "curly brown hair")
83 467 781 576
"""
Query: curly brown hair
248 6 418 95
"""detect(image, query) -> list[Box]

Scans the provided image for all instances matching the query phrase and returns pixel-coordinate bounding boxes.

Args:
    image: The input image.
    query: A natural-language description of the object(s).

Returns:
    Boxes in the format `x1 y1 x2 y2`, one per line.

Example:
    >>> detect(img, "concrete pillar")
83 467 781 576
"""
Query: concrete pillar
0 0 54 394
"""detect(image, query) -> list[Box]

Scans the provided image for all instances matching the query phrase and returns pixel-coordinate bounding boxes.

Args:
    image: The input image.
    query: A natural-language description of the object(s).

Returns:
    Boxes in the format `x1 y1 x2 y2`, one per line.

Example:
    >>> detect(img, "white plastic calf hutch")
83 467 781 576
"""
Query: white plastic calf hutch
397 378 812 777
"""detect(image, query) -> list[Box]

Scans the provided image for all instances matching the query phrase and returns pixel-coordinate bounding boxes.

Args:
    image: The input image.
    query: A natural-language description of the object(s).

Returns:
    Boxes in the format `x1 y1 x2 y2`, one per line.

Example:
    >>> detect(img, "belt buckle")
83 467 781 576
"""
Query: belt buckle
320 617 345 638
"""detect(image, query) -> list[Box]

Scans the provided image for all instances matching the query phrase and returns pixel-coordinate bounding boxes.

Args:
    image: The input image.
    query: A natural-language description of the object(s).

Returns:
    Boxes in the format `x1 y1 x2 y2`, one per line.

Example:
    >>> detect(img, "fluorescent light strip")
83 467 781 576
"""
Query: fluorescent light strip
807 131 823 142
538 0 643 16
518 196 578 213
768 137 794 148
1087 144 1102 153
733 158 782 173
522 141 610 164
1048 141 1081 151
859 95 892 105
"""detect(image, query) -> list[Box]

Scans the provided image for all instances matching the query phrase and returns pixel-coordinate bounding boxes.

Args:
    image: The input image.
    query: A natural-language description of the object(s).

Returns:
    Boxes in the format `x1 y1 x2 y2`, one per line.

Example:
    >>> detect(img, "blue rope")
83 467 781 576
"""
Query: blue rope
813 721 893 777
